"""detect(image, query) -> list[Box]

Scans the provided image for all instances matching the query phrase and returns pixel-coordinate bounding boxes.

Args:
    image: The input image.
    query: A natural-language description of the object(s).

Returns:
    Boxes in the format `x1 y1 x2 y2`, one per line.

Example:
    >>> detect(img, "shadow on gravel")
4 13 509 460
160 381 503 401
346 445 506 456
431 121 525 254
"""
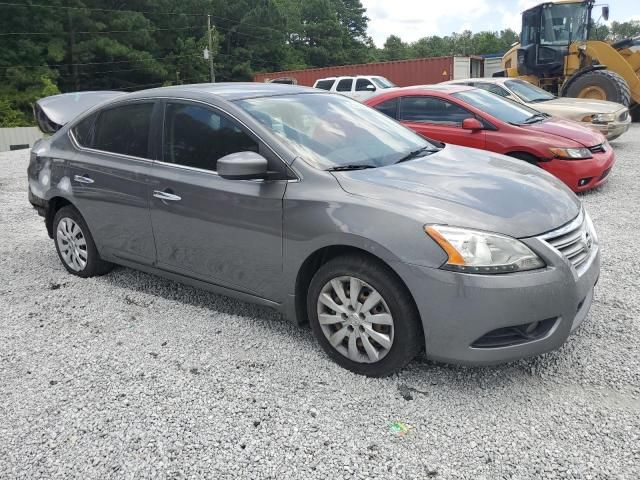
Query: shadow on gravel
99 265 289 323
96 265 565 387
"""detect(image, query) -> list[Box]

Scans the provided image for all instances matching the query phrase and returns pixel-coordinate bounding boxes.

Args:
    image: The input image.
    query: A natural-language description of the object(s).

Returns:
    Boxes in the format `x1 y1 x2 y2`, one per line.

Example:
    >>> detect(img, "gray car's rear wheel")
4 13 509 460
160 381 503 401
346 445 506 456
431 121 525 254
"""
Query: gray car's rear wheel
307 254 422 376
53 206 113 278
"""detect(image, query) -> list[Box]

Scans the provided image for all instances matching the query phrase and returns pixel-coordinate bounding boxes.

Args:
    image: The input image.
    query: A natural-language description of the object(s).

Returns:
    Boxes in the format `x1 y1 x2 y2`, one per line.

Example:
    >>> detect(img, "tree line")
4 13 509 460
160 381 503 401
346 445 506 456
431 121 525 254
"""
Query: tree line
1 0 639 127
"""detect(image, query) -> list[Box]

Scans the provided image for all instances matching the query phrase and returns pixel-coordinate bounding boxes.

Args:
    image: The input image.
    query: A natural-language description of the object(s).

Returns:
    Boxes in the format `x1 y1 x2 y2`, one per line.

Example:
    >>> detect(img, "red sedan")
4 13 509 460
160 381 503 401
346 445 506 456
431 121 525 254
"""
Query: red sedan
364 85 615 192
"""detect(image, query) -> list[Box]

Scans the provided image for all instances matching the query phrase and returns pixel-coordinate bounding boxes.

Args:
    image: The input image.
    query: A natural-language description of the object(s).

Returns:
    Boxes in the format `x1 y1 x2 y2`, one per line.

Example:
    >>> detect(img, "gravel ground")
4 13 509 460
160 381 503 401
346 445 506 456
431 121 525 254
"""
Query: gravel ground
1 128 639 480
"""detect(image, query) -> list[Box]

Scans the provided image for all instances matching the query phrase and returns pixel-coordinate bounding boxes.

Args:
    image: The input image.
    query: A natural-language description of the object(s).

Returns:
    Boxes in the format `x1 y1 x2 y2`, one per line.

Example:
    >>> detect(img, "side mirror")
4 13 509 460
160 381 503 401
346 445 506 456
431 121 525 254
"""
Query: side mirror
217 151 268 180
602 6 609 21
366 84 376 91
462 118 483 131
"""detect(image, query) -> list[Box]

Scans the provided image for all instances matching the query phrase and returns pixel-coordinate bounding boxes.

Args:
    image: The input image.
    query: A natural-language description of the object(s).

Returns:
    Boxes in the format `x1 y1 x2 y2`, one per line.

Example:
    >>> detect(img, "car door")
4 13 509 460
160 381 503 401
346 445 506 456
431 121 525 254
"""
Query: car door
398 95 486 149
352 78 377 101
67 101 158 264
148 100 289 301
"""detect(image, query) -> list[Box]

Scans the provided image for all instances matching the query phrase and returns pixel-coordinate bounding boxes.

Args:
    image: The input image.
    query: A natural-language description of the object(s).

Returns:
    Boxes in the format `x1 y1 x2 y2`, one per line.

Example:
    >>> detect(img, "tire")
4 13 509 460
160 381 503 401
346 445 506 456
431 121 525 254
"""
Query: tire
307 254 423 377
565 70 631 106
53 205 113 278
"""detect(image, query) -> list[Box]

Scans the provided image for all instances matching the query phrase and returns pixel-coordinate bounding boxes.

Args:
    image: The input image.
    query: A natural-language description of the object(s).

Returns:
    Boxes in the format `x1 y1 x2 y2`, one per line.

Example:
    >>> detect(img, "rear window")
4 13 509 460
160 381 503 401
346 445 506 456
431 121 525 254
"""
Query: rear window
374 98 399 119
71 112 98 147
315 79 335 91
336 79 354 92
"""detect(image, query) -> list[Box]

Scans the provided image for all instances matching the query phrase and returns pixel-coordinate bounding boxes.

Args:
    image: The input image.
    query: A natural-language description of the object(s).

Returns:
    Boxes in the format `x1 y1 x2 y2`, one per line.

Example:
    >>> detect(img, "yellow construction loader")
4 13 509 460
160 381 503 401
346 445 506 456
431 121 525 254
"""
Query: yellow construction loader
500 0 640 114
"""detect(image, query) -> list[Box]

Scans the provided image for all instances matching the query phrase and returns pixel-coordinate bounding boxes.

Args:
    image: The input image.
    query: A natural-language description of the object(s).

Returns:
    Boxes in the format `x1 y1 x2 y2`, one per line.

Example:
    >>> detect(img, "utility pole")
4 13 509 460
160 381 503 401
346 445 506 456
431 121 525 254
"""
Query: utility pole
207 15 215 83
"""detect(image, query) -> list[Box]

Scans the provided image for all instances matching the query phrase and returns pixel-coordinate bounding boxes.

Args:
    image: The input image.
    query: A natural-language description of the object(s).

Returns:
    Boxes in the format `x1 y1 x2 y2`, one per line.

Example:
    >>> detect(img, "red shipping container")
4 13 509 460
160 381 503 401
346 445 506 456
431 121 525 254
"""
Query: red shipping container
253 56 483 87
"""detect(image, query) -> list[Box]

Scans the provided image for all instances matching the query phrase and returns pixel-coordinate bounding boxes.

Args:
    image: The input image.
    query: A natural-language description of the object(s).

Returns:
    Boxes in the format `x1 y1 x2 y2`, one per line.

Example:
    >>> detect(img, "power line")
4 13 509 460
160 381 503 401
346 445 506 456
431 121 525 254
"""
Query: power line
0 2 204 16
0 26 202 36
0 53 202 70
0 2 290 39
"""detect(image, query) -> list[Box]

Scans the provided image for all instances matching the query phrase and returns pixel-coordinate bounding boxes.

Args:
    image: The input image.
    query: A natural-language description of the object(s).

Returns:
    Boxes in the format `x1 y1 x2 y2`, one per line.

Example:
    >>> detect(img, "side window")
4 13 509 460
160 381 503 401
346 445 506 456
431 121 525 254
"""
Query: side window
374 98 399 119
475 83 511 98
163 103 258 172
355 78 376 92
315 79 335 91
336 78 354 92
71 112 98 147
400 96 472 126
93 103 154 157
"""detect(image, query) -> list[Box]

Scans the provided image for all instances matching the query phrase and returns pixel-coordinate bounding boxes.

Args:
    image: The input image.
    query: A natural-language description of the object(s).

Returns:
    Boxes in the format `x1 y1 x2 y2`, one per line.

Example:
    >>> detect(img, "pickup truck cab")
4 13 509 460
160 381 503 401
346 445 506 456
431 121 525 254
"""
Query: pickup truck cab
313 75 396 101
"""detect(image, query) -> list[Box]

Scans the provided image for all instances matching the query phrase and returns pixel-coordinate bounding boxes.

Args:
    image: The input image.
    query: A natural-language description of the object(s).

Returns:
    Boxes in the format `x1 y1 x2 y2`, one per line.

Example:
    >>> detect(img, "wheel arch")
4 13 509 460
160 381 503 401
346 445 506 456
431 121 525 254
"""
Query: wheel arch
45 196 74 238
292 245 419 328
505 151 542 164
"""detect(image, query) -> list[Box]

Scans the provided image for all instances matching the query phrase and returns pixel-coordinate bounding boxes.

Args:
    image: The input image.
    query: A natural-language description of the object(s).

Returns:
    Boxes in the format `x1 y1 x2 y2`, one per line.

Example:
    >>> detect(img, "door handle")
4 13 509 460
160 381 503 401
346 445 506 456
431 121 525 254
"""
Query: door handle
153 190 182 202
73 174 94 184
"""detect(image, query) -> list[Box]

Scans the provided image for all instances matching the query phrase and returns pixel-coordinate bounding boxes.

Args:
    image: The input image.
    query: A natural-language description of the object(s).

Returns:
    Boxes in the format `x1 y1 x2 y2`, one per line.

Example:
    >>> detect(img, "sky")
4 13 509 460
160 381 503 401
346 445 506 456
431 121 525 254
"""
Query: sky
361 0 640 46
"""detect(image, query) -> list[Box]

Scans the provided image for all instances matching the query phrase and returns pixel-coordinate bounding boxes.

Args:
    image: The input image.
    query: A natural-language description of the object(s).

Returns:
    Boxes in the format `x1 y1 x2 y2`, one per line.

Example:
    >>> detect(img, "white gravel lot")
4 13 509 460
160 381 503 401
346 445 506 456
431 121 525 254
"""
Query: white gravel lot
1 127 639 480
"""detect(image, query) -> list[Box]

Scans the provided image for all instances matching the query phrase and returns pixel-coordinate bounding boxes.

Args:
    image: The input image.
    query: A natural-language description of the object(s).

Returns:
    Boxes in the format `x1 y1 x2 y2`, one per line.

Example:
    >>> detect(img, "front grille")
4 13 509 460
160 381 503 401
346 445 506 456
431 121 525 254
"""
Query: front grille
589 143 606 154
540 211 594 269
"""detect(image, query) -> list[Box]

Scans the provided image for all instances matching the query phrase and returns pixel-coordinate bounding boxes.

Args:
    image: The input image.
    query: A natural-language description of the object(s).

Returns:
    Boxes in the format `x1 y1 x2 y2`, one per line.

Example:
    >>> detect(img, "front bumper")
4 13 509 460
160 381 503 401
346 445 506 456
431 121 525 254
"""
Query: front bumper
584 117 631 141
392 235 600 365
541 148 615 193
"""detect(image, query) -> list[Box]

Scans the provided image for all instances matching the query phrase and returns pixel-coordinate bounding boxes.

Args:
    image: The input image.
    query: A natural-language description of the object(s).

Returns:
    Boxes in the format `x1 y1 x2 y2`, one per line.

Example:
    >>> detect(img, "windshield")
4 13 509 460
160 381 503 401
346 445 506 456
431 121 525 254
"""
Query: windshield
540 3 589 45
236 93 432 169
452 89 542 125
505 80 555 103
372 77 396 89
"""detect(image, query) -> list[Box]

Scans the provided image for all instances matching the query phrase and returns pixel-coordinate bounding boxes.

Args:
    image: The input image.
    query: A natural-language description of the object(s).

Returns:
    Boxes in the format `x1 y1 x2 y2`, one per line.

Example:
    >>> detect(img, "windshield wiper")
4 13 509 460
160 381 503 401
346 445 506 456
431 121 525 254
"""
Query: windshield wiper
395 145 441 164
522 113 548 124
326 164 377 172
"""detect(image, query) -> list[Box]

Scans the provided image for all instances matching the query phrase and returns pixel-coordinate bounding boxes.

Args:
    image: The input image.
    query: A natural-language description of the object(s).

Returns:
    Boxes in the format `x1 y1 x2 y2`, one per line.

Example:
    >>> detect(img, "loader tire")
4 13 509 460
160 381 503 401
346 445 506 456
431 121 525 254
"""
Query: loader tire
565 70 631 106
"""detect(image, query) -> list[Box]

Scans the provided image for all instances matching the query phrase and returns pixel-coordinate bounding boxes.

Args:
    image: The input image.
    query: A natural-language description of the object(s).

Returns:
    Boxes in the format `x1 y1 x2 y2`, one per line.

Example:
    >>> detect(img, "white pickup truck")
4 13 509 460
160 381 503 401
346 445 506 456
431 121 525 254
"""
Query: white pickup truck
313 75 396 101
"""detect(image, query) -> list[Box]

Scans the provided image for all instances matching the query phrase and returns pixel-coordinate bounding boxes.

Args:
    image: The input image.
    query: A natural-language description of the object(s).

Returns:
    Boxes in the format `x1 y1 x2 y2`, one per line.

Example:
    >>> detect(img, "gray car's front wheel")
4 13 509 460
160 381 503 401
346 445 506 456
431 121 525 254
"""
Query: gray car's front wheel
53 206 113 278
307 254 423 376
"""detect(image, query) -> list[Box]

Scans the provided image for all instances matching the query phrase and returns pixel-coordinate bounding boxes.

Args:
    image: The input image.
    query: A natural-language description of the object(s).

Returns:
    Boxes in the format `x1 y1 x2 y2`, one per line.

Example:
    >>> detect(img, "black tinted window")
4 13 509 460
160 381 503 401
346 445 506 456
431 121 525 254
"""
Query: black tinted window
400 96 472 126
163 103 258 171
315 79 335 90
355 79 376 92
374 98 398 119
93 103 153 157
71 112 98 147
336 79 353 92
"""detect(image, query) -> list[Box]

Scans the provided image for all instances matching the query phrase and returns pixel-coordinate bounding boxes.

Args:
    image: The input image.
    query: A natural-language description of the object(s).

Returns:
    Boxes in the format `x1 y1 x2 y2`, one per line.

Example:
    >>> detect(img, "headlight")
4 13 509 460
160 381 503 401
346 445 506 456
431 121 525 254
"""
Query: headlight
549 147 592 159
583 210 598 245
592 113 616 124
425 225 545 274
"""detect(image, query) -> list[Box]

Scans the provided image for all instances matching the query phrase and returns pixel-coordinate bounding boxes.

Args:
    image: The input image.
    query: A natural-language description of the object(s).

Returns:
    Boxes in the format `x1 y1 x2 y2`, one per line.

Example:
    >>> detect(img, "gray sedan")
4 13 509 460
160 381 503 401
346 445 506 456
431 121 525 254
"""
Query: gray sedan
28 83 599 376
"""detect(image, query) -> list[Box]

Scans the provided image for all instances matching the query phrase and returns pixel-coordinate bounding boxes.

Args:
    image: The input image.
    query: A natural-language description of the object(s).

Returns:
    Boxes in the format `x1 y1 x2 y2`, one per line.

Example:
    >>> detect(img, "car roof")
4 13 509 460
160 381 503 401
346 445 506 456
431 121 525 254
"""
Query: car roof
385 84 476 95
124 82 320 101
444 77 509 85
314 75 383 81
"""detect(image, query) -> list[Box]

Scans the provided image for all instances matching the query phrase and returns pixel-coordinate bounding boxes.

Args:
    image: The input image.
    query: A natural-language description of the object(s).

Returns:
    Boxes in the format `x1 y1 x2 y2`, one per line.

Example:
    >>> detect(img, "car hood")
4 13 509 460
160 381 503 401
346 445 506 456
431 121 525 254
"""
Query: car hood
528 97 625 118
333 144 580 238
521 117 605 147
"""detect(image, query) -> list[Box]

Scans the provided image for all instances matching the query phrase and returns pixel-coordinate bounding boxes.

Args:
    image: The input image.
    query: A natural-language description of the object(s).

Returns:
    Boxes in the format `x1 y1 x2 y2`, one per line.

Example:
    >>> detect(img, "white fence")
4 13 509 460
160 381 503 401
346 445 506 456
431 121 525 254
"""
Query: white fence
0 127 43 152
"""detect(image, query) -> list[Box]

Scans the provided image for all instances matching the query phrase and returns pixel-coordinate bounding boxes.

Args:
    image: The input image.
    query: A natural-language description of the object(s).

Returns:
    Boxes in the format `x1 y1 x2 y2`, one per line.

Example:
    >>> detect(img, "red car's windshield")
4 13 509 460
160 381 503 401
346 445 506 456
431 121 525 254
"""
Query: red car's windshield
452 89 544 125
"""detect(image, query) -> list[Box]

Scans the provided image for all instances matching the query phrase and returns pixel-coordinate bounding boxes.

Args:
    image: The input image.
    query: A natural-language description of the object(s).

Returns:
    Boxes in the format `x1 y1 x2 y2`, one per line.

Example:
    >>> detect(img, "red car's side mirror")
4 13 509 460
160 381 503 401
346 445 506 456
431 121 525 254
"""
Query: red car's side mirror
462 118 483 131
